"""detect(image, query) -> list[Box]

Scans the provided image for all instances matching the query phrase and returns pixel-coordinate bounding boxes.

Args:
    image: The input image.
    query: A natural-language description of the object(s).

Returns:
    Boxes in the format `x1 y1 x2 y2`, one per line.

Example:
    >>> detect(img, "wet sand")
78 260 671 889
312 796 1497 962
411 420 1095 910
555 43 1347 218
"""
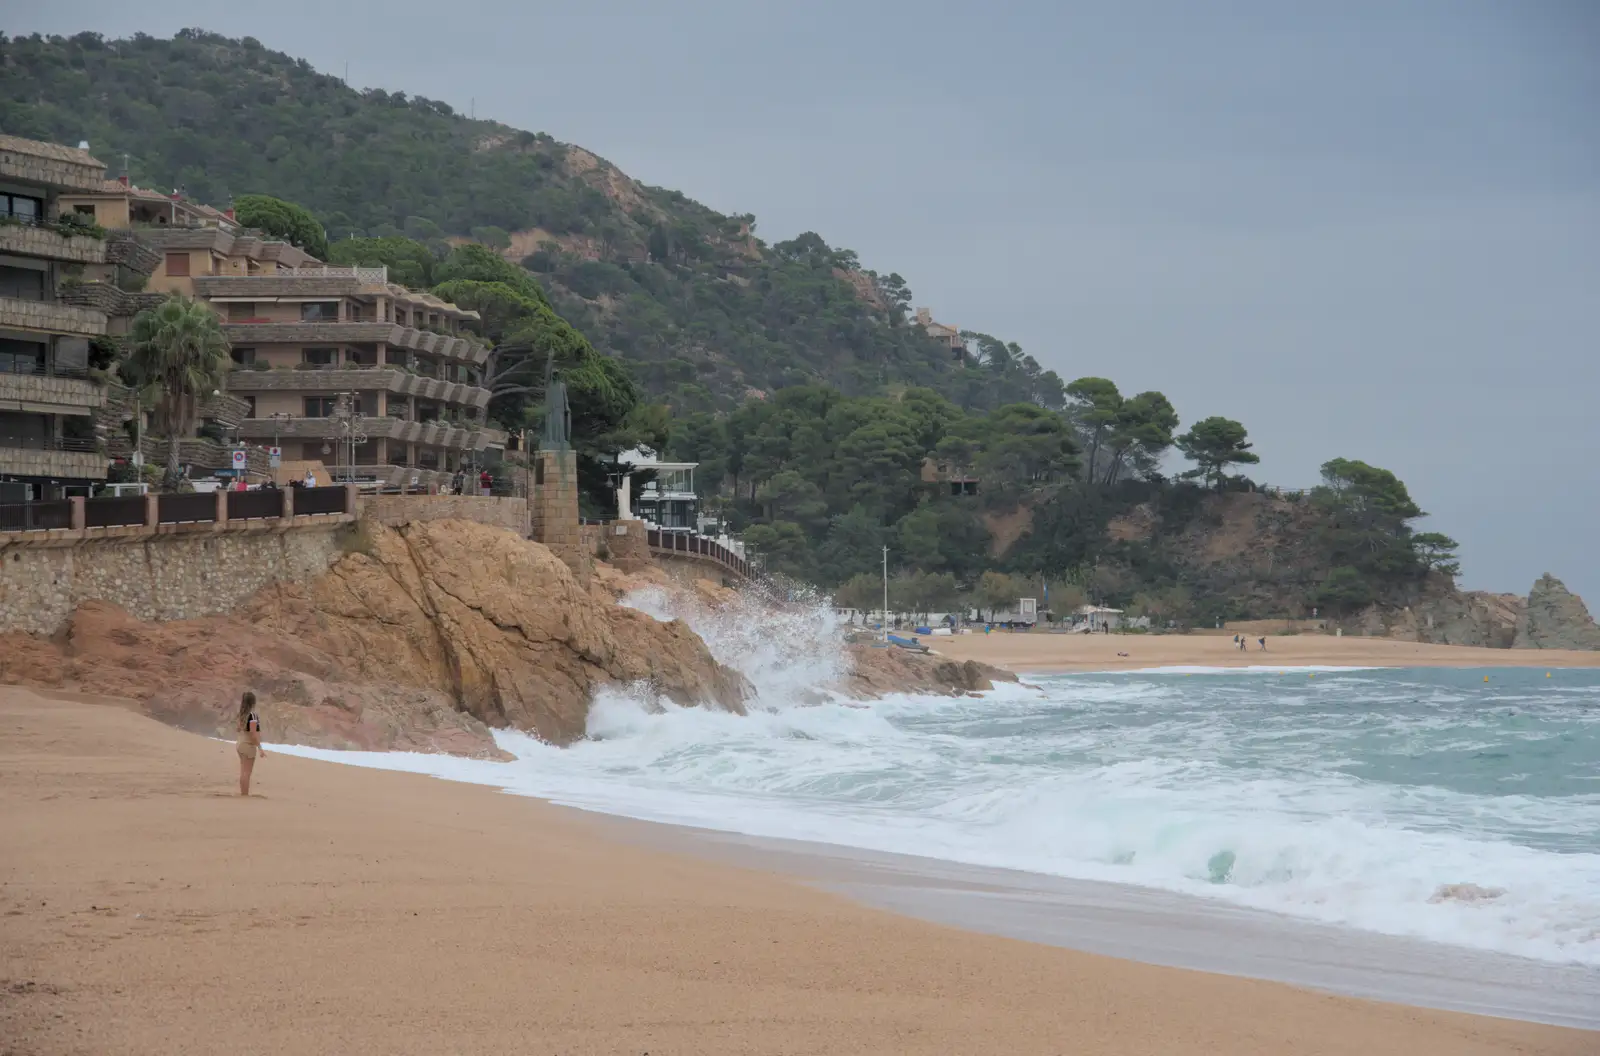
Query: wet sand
931 630 1600 673
2 687 1592 1055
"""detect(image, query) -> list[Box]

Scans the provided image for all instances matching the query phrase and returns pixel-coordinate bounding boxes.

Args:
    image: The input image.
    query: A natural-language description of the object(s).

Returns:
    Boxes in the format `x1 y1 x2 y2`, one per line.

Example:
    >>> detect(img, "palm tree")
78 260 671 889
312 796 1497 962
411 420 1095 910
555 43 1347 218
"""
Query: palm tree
124 296 232 490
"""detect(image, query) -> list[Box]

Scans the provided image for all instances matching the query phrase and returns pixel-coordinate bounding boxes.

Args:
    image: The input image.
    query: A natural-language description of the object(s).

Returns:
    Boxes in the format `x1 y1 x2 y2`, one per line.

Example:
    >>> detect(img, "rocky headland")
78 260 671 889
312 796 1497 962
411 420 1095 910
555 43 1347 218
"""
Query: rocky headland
1348 573 1600 650
0 520 747 756
0 517 1013 759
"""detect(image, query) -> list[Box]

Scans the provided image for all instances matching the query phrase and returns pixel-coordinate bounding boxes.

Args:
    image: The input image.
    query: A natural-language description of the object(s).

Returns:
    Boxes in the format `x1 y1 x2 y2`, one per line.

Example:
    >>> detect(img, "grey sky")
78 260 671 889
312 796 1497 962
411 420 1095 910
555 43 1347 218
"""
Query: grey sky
11 2 1599 600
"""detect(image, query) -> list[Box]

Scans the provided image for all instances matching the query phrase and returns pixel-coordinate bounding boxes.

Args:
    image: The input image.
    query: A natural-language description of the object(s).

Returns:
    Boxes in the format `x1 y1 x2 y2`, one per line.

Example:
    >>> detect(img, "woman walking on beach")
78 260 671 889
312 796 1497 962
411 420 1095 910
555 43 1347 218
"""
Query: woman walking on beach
236 691 265 796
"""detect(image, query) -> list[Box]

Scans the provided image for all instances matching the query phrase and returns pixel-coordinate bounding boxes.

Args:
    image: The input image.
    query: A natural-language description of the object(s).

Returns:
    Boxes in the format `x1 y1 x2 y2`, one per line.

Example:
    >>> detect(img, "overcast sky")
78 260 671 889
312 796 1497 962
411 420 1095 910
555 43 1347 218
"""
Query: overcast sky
11 2 1599 600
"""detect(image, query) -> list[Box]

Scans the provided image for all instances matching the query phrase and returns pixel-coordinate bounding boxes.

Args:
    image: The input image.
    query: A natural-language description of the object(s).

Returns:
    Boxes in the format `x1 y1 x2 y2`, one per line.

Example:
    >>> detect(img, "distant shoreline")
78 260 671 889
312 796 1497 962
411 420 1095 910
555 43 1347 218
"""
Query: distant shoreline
929 631 1600 674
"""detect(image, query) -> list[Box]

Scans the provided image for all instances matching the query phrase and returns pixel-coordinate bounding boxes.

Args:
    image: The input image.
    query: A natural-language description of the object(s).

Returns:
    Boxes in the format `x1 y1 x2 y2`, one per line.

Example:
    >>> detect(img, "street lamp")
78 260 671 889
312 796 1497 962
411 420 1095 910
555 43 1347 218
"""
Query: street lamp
267 411 293 449
330 391 366 483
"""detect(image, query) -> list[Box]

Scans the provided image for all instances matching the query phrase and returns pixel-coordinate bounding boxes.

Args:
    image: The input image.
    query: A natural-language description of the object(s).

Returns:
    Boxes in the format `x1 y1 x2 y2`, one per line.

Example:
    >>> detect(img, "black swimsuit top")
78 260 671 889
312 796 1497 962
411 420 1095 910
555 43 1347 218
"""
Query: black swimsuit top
244 712 260 734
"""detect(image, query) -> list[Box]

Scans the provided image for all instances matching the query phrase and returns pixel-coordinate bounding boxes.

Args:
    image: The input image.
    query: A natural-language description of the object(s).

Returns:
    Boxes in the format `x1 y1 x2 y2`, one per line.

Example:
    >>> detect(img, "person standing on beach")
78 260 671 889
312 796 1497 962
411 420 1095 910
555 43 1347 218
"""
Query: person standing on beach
236 691 265 796
1259 637 1267 651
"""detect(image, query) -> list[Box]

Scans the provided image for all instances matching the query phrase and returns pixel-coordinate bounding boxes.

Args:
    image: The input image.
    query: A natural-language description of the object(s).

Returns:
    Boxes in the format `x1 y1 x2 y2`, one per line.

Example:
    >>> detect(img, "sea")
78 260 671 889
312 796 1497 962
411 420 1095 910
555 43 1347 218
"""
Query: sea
274 588 1600 973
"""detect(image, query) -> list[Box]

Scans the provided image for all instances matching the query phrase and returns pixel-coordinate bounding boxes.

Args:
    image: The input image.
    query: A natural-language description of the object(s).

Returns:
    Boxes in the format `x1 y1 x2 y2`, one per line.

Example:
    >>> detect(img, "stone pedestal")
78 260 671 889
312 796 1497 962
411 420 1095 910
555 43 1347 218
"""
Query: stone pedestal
603 519 653 574
530 449 587 585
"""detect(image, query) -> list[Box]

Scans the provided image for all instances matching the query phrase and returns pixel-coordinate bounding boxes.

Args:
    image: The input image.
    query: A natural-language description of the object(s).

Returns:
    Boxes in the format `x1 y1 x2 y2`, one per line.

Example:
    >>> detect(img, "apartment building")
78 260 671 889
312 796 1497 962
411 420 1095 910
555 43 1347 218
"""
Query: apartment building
0 134 116 497
58 177 240 234
133 225 322 297
188 265 505 488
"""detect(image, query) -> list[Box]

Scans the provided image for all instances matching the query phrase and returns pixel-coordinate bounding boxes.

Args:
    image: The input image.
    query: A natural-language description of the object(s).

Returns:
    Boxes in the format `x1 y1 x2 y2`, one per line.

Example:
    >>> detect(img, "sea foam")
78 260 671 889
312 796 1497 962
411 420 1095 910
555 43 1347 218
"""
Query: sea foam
274 592 1600 967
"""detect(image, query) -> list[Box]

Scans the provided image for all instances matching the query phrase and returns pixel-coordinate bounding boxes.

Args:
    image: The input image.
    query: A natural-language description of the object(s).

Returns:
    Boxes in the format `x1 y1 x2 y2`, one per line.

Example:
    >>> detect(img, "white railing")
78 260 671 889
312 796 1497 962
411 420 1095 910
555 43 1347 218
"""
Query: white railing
275 265 389 284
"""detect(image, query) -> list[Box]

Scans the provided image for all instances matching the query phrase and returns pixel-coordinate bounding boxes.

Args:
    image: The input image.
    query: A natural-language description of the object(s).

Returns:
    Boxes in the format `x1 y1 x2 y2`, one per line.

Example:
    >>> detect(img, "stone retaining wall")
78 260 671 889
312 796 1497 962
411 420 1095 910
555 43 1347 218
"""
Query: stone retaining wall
359 494 529 536
0 524 344 635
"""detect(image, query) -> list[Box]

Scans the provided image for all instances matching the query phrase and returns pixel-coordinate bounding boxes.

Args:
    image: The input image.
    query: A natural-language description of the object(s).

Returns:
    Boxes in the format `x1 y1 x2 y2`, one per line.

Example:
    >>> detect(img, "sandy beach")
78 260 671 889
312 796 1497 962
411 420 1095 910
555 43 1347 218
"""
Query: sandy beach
1 687 1592 1055
931 629 1600 673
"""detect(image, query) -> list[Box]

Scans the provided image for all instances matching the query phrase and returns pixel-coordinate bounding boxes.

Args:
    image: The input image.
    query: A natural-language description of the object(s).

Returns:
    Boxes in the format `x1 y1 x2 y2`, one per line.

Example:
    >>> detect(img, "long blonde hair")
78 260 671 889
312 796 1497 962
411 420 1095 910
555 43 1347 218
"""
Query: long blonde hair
237 690 257 732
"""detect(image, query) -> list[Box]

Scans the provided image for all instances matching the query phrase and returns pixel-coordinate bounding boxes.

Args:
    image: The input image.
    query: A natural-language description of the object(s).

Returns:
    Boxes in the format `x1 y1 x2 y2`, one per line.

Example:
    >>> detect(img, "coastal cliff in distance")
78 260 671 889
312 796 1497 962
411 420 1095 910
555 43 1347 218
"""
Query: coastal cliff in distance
1350 574 1600 650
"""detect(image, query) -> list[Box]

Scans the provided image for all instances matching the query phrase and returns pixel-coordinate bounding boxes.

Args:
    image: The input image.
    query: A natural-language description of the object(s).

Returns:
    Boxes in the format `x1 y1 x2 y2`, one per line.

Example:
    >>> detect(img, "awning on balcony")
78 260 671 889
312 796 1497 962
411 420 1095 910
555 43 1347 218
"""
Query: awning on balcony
2 399 96 416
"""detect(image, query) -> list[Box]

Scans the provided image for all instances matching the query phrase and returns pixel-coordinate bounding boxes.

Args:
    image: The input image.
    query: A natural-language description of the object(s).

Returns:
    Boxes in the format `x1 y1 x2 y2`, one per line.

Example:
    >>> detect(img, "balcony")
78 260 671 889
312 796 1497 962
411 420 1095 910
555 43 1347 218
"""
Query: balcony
218 320 489 365
194 265 390 300
225 366 492 410
0 436 106 480
235 415 499 451
0 296 107 337
0 371 104 413
0 219 106 264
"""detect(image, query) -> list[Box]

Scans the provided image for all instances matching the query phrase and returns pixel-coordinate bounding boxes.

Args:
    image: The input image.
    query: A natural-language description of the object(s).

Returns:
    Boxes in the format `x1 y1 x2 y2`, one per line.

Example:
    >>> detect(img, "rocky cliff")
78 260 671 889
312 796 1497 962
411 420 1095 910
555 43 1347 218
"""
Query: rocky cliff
1513 574 1600 650
843 644 1016 698
1344 573 1600 651
0 520 748 753
1350 583 1525 648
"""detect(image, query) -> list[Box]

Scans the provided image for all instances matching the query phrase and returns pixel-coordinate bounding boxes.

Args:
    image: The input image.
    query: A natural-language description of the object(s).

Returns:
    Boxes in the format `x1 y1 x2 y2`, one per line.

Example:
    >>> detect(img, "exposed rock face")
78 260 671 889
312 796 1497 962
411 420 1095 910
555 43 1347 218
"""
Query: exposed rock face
245 520 749 743
1513 574 1600 650
844 644 1016 698
0 520 749 753
1354 586 1525 647
0 599 509 758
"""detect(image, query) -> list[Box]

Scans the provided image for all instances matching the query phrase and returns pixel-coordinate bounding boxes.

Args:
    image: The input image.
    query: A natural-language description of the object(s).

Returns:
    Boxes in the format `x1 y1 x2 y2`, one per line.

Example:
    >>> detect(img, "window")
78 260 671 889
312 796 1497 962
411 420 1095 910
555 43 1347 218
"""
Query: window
54 336 89 375
227 302 257 322
300 301 340 322
0 265 46 301
304 396 337 417
0 339 45 375
230 347 257 367
245 396 257 417
73 204 96 218
302 348 336 367
0 193 42 222
164 252 190 277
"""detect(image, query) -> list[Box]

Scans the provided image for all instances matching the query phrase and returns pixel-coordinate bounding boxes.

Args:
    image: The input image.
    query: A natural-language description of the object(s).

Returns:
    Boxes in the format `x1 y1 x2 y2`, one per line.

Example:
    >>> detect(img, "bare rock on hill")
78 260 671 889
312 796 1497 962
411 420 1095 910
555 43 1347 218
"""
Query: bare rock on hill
844 643 1016 698
0 520 749 753
1513 574 1600 650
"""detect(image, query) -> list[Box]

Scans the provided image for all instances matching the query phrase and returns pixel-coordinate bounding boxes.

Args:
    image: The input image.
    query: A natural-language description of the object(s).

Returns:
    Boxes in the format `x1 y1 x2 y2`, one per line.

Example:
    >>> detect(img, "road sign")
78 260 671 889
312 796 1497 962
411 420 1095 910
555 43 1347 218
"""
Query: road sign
232 449 247 471
268 446 282 469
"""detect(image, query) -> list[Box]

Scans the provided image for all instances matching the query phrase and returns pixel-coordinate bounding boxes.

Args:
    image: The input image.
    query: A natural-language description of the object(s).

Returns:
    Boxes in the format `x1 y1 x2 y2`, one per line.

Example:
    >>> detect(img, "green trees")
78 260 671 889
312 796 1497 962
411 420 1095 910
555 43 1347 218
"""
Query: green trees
1063 378 1177 484
1176 417 1259 489
1311 458 1431 589
0 30 1023 413
975 403 1081 494
123 296 232 489
326 235 436 287
1412 532 1462 578
233 194 328 260
1100 391 1178 484
1316 566 1376 613
1065 377 1123 475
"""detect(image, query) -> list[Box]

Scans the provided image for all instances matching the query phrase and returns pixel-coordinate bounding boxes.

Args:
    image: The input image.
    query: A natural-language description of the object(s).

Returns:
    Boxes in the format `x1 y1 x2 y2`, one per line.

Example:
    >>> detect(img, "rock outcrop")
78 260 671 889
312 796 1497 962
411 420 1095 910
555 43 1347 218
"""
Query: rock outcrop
0 520 749 753
1513 574 1600 650
844 643 1016 698
1353 587 1525 647
0 599 510 758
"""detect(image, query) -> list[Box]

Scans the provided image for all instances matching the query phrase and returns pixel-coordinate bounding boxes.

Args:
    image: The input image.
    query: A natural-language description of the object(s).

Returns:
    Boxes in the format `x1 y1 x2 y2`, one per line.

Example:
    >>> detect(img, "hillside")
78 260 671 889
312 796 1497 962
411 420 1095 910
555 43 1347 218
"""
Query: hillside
8 30 1593 642
0 28 1059 413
